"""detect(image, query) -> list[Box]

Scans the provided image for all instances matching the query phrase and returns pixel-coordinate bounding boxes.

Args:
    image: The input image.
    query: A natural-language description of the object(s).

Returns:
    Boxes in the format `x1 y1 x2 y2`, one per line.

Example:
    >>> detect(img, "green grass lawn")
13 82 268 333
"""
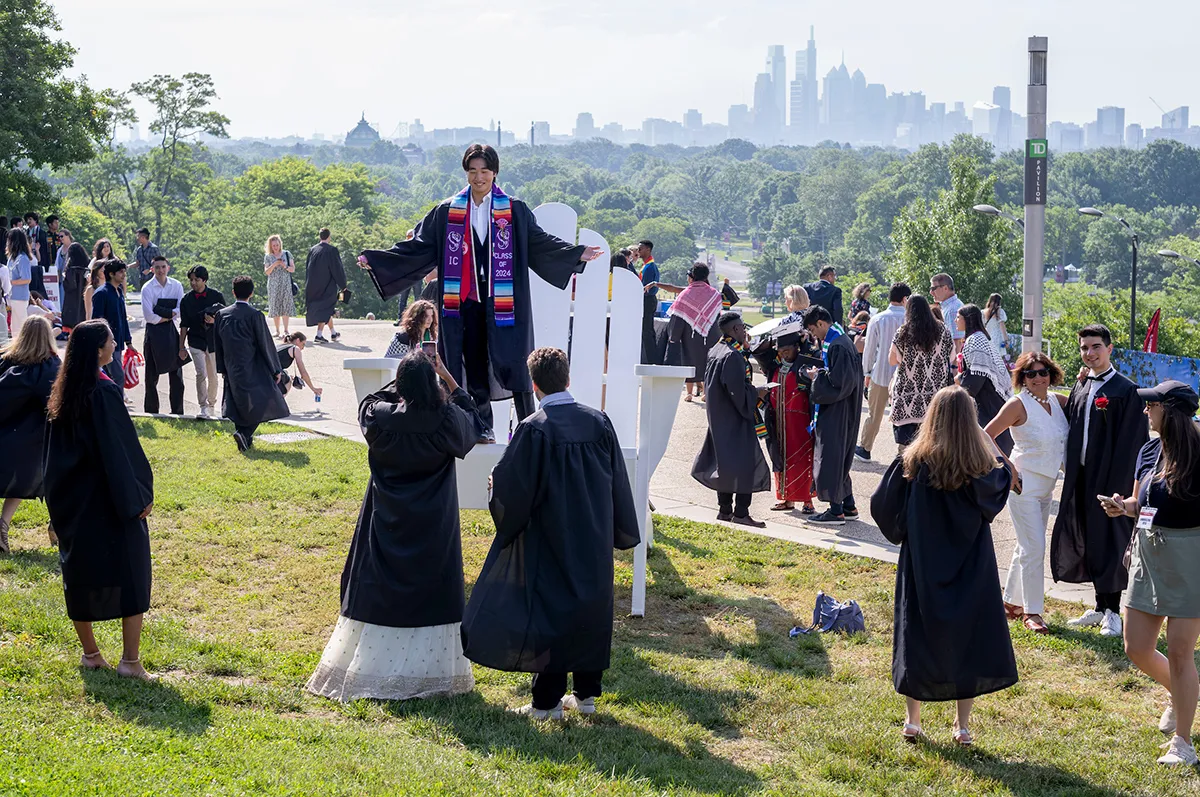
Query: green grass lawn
1 418 1196 795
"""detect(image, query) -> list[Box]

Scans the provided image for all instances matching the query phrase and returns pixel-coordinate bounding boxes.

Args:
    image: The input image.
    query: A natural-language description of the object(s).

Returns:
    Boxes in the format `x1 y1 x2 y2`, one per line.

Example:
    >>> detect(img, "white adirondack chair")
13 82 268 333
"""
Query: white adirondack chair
344 202 691 616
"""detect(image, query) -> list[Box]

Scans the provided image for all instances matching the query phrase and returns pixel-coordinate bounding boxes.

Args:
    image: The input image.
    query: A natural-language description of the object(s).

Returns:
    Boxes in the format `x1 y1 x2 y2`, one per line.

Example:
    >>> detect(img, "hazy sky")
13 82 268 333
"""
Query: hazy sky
51 0 1199 139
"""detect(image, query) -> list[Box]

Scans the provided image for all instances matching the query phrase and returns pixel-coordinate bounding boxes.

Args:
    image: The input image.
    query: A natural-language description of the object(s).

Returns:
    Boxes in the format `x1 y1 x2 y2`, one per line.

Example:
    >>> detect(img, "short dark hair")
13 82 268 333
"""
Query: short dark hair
888 282 912 304
136 227 151 238
233 276 254 300
638 239 654 252
45 214 59 226
151 255 169 266
687 262 710 282
187 265 209 281
931 272 954 291
23 212 38 223
803 305 833 328
819 266 835 279
318 228 331 241
1078 323 1112 346
717 311 742 333
461 143 500 174
528 347 570 395
102 258 127 280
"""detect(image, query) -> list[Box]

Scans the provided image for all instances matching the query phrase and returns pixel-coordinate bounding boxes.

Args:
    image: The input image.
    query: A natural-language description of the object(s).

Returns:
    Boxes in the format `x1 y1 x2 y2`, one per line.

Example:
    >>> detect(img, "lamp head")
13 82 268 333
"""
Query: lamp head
973 204 1001 217
1078 207 1104 218
1158 249 1182 259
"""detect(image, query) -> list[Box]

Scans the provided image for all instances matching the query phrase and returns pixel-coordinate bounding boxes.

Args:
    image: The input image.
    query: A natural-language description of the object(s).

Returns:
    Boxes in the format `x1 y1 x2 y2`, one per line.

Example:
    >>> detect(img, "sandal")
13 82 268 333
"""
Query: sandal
1003 602 1023 621
952 723 973 747
902 723 924 743
0 519 8 554
770 501 794 511
801 504 815 514
683 394 693 403
1022 614 1049 634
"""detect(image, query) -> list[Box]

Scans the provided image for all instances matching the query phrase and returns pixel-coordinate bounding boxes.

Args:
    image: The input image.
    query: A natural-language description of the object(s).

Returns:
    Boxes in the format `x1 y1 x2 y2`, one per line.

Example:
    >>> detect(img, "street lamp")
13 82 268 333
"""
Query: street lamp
1078 207 1139 349
973 204 1026 231
1158 249 1200 268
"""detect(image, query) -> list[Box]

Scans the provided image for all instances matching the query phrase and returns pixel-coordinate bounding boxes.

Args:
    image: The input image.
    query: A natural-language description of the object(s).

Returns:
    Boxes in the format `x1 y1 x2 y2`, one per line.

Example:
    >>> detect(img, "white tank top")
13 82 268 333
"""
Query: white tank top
1010 389 1069 479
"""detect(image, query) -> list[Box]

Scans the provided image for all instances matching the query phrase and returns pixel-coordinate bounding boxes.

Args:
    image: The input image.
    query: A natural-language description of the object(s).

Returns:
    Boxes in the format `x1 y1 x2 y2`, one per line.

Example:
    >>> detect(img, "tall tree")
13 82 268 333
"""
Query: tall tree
0 0 110 211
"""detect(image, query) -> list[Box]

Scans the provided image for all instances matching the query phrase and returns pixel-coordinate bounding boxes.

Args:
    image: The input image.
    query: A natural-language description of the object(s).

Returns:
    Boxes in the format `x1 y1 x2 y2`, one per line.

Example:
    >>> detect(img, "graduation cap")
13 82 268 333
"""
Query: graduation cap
772 321 805 348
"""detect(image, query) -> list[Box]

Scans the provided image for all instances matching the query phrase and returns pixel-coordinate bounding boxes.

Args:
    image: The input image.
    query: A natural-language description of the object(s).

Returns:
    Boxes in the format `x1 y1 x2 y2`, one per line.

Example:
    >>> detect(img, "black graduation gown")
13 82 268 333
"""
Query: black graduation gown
872 458 1018 702
61 242 90 329
809 333 864 503
340 385 481 628
304 241 346 326
45 378 154 622
0 356 59 498
1050 372 1147 591
667 314 719 384
360 197 587 397
691 342 771 494
461 402 640 673
215 302 290 427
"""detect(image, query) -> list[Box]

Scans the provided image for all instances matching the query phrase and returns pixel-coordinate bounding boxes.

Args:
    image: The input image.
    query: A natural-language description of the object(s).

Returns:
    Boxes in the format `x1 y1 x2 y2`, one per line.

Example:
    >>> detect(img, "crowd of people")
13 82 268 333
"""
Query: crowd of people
2 145 1198 767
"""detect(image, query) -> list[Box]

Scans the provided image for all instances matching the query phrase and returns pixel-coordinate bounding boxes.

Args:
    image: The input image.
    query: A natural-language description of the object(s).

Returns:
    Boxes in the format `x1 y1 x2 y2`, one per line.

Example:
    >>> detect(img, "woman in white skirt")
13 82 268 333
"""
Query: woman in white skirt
984 351 1069 634
307 352 481 701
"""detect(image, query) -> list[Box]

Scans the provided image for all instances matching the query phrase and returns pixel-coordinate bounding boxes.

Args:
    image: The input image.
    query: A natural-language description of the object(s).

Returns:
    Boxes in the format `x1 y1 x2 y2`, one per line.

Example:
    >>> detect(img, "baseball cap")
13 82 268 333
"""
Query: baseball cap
1137 380 1199 415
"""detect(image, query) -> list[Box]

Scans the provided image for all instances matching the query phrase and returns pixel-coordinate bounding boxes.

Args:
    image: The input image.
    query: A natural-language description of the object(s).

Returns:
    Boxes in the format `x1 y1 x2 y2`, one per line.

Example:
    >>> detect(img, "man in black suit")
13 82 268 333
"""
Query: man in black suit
24 212 50 298
804 266 843 325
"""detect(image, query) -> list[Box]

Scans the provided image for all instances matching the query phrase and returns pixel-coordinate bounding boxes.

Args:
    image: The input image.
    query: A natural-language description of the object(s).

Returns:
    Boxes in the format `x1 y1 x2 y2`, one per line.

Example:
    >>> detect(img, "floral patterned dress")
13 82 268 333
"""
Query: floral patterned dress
265 251 296 318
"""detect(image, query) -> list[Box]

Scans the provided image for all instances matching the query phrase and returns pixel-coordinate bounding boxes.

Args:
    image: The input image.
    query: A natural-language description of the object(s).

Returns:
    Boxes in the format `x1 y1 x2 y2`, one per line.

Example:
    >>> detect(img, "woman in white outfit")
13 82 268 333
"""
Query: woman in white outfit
984 351 1069 634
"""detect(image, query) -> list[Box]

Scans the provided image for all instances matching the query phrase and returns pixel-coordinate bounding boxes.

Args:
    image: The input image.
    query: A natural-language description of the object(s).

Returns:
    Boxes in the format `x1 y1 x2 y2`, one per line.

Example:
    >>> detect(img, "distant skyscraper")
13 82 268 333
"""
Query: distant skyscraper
753 72 780 144
790 26 819 143
728 104 752 140
533 121 550 145
574 113 595 140
684 109 702 130
821 58 853 142
1163 106 1189 130
992 86 1011 111
766 45 787 131
1125 123 1144 149
1095 106 1125 148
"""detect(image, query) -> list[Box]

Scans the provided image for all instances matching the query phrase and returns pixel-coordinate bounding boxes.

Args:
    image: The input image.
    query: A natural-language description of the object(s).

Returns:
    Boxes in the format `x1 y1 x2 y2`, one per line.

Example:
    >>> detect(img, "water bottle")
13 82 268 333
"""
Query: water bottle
314 393 321 403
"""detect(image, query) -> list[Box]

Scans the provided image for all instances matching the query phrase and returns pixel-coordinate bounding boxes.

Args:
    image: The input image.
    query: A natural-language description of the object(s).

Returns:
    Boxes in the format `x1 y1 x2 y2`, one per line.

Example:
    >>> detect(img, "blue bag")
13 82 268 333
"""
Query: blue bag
790 590 866 637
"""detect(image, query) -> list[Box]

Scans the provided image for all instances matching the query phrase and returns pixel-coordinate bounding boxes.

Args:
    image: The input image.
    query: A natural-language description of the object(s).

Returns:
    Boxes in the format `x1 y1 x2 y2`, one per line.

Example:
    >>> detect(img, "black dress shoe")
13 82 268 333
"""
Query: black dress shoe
716 512 733 522
843 507 860 519
234 431 249 452
731 515 767 528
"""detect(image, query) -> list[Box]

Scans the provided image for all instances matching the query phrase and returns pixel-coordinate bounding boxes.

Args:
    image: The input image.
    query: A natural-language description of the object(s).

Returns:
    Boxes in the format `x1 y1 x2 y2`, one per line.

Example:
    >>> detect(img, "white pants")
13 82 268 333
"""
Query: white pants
188 347 219 410
9 301 28 337
1003 470 1058 615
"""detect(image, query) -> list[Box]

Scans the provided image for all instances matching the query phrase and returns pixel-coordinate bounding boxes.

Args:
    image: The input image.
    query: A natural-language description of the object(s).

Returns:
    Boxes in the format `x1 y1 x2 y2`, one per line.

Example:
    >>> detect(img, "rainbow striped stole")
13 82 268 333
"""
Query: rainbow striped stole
441 185 517 327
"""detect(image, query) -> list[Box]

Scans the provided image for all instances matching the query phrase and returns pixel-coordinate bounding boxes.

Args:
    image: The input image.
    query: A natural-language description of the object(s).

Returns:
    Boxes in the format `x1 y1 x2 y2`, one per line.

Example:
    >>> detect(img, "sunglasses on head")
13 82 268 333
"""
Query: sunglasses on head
1022 368 1050 379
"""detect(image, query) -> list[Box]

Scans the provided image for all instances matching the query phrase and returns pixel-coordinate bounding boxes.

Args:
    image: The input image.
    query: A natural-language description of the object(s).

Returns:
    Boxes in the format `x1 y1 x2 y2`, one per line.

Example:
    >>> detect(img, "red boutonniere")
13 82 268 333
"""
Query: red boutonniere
1094 396 1110 412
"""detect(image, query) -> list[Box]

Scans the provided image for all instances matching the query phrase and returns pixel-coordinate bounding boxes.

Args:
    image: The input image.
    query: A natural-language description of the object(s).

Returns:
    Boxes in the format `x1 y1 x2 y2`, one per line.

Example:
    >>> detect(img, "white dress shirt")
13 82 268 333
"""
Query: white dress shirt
470 193 491 246
1080 367 1115 466
141 276 185 324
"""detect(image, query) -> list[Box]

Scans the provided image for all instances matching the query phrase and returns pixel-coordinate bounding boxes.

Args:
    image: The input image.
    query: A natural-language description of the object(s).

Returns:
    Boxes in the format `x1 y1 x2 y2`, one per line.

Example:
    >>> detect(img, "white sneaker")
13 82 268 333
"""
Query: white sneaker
1160 704 1177 735
1158 736 1199 766
1100 609 1123 637
511 701 563 720
1067 609 1105 628
562 694 596 714
198 407 211 419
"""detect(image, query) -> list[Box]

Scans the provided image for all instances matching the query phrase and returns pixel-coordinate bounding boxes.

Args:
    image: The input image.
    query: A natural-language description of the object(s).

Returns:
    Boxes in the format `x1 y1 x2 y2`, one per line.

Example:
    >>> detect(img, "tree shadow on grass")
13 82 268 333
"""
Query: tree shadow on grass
927 741 1132 797
385 659 762 795
244 447 312 468
81 668 212 735
1047 624 1133 671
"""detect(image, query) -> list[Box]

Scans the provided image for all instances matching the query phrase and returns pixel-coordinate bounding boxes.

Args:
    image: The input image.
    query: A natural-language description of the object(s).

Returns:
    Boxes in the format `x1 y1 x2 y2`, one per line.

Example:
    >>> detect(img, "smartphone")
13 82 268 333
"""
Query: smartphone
421 339 437 355
1097 494 1121 510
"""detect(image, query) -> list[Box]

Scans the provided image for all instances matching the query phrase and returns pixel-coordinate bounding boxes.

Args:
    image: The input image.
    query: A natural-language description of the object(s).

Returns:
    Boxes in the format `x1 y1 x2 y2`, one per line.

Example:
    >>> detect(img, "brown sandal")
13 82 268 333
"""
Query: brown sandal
1022 614 1049 634
1003 602 1024 620
770 501 794 511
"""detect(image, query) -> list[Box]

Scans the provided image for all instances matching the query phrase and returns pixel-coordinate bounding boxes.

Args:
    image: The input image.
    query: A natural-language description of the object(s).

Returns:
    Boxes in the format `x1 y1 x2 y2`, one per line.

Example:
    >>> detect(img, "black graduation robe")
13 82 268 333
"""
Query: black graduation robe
1050 372 1147 591
872 458 1018 702
360 197 587 398
809 333 864 503
666 314 719 384
340 385 481 628
304 241 346 327
461 401 640 673
691 342 771 494
61 242 90 329
45 377 154 622
215 302 290 427
0 355 59 498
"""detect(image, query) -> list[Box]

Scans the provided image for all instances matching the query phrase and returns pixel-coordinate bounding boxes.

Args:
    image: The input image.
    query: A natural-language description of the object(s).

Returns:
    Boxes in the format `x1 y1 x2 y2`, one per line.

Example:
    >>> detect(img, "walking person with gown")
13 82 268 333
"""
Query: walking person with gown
691 312 772 527
44 319 155 680
308 352 481 702
1053 324 1147 637
871 385 1019 746
215 276 290 452
461 348 640 719
752 322 819 513
304 228 347 343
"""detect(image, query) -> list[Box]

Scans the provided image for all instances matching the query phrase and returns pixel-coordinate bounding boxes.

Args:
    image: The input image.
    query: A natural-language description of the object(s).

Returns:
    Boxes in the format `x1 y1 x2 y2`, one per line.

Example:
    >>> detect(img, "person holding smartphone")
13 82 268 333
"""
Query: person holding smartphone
386 299 438 360
1101 380 1200 766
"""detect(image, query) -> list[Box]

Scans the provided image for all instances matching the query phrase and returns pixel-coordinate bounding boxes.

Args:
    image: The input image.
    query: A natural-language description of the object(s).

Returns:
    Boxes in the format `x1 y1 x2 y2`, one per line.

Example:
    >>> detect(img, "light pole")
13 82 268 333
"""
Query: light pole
1158 249 1200 268
973 204 1027 231
1079 207 1139 349
1023 37 1049 354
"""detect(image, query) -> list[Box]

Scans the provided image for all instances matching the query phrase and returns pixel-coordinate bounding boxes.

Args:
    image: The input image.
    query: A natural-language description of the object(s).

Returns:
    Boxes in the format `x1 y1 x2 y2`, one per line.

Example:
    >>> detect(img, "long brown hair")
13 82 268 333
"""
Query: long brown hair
903 386 998 491
48 320 111 422
401 299 438 345
1156 403 1200 501
92 238 113 261
0 314 56 365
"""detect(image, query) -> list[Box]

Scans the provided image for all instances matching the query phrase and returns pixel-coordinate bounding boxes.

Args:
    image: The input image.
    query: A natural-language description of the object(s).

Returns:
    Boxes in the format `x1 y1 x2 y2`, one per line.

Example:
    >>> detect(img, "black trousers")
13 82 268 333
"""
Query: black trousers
144 359 184 415
531 670 604 710
641 292 658 364
717 492 752 517
461 298 535 433
1073 465 1124 612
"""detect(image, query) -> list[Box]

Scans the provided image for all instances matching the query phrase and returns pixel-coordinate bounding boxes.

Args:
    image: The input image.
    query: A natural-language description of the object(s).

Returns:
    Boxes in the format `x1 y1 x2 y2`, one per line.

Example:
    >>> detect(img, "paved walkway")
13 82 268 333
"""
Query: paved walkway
122 316 1091 608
